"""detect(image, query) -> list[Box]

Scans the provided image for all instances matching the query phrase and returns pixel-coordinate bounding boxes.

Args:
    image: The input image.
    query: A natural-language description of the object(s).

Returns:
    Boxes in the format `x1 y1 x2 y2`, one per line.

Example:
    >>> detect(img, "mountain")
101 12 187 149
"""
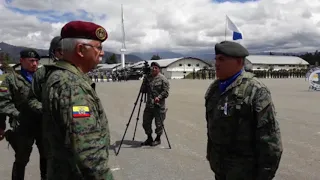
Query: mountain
183 52 215 61
130 51 185 60
0 42 142 64
1 41 310 65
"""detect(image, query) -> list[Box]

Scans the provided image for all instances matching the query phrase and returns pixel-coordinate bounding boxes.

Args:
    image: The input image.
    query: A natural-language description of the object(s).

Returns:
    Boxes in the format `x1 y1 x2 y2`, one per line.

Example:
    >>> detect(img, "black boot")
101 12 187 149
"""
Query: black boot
12 162 26 180
40 158 47 180
141 134 153 146
152 135 161 146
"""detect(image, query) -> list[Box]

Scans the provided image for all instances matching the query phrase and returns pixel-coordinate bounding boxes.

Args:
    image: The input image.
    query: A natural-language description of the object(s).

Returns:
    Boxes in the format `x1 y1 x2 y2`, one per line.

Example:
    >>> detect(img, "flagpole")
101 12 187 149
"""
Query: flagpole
224 15 227 41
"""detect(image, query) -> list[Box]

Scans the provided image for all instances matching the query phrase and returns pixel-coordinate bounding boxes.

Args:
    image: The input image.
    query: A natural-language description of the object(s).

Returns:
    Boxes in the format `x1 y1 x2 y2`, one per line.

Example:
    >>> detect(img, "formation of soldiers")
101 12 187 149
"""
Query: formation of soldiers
0 20 286 180
192 68 216 79
251 69 308 78
190 68 308 80
88 68 143 82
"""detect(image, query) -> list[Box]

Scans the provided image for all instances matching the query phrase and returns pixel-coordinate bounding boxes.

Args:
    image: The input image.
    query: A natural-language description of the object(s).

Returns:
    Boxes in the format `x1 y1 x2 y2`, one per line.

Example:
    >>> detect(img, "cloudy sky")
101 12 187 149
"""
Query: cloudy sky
0 0 319 54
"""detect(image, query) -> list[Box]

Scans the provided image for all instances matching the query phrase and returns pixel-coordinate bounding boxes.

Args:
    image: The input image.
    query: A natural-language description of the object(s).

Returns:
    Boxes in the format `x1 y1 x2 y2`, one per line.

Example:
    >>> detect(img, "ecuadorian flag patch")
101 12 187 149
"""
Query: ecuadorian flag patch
0 87 8 92
73 106 90 118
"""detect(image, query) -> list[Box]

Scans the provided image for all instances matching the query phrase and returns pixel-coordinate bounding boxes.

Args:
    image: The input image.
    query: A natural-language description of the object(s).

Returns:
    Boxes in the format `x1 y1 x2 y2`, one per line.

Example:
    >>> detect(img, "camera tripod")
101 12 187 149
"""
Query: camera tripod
116 75 172 156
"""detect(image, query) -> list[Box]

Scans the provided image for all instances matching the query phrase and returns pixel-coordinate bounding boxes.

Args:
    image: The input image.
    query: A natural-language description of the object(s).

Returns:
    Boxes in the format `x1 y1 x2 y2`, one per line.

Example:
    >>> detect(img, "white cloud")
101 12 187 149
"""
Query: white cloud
0 0 320 54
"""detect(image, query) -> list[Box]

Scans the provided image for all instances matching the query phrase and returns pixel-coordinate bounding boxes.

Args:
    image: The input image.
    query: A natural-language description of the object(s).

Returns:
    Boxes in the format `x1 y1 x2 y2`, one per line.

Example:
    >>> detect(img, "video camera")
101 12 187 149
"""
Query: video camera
142 61 151 75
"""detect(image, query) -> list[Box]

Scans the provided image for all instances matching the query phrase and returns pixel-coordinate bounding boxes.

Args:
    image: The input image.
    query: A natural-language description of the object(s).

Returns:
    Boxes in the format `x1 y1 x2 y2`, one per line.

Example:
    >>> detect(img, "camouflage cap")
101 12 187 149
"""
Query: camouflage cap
20 49 40 59
150 62 160 68
61 20 108 42
215 41 249 58
49 36 61 55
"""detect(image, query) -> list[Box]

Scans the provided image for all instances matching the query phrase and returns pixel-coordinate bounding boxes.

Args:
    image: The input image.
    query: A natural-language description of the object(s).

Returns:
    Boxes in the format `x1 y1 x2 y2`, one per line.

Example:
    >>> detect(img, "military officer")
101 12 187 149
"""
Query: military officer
28 35 62 114
205 41 283 180
41 20 113 180
0 49 46 180
141 61 170 146
26 36 63 176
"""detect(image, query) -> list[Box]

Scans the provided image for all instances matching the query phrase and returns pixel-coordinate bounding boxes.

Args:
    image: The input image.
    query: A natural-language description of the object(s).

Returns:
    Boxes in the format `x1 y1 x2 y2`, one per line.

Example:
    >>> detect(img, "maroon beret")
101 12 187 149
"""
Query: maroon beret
61 20 108 42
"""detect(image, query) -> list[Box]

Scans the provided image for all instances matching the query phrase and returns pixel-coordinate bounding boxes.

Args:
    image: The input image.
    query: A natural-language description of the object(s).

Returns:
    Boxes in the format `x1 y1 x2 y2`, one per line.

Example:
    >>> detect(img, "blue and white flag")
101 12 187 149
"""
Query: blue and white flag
226 15 243 40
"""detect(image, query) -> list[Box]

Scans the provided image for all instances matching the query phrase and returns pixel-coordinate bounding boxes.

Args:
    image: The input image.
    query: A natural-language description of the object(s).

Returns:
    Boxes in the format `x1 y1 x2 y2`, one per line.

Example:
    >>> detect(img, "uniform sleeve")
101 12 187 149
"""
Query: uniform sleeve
253 87 283 180
55 84 109 179
27 75 42 114
0 77 20 118
158 77 170 99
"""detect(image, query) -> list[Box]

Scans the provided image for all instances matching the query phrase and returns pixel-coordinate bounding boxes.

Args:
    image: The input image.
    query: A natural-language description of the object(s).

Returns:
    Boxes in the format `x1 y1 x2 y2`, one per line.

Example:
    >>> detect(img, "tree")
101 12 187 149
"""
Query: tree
0 52 13 72
299 50 320 65
151 54 161 60
105 53 118 64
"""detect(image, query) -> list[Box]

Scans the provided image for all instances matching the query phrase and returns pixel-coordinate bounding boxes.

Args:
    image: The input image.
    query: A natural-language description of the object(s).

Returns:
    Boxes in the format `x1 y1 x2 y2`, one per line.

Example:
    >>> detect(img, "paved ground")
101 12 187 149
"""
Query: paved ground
0 78 319 180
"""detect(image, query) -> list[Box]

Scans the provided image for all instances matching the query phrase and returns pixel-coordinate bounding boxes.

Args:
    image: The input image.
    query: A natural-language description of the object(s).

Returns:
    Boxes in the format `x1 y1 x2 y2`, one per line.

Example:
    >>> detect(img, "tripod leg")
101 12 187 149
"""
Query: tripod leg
116 90 142 156
162 125 171 149
132 93 144 141
162 108 171 149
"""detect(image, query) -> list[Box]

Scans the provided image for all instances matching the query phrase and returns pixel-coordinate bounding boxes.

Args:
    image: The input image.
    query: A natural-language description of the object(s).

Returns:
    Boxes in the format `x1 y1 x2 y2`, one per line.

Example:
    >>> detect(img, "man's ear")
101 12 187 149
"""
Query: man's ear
235 57 243 65
75 44 85 57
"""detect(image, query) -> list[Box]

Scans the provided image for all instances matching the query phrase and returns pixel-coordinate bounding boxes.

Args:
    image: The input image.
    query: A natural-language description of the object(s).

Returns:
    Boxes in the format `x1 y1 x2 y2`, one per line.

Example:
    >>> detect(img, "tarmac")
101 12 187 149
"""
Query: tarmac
0 78 319 180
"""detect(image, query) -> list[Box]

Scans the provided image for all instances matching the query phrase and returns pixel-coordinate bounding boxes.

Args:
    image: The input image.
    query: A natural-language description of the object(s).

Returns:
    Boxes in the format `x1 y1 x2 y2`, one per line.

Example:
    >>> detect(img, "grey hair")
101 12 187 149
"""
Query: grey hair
61 38 92 52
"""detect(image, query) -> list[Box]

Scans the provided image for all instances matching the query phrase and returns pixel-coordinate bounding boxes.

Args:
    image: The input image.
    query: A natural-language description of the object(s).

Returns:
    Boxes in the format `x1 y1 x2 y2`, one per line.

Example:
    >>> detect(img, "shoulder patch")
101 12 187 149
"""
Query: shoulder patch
0 86 8 92
72 106 90 118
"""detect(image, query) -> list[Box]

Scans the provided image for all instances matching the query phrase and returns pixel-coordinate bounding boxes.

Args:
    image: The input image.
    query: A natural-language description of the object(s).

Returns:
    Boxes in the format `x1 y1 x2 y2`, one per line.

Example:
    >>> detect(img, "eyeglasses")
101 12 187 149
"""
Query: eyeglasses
82 43 103 51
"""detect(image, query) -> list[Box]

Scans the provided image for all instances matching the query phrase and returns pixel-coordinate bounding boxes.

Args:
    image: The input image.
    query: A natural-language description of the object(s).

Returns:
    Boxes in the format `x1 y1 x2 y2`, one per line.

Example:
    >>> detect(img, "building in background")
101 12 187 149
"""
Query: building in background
130 57 211 79
246 55 309 71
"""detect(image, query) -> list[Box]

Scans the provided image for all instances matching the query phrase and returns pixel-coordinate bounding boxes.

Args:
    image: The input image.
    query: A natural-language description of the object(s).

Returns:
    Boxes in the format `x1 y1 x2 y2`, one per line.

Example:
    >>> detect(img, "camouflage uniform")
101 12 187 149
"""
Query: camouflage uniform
141 69 170 146
28 65 49 114
28 36 62 161
0 67 46 179
205 41 283 180
41 60 113 180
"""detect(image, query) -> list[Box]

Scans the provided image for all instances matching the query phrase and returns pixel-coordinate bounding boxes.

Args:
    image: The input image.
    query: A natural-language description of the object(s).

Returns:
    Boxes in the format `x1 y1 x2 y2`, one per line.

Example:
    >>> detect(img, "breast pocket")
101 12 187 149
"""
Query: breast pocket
211 102 239 145
153 81 162 91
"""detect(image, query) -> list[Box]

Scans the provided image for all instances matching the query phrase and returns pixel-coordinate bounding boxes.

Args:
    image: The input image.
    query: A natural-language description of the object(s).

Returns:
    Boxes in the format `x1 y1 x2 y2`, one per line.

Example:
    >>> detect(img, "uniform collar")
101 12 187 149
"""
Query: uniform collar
221 71 251 95
19 68 34 84
55 60 94 87
55 60 85 76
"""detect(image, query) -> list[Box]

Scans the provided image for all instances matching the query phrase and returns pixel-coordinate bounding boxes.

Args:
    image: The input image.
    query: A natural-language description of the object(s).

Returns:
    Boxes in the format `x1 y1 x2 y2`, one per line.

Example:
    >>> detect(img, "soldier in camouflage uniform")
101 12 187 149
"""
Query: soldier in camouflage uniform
41 21 113 180
0 49 47 180
26 36 63 178
28 36 62 114
205 41 283 180
141 62 170 146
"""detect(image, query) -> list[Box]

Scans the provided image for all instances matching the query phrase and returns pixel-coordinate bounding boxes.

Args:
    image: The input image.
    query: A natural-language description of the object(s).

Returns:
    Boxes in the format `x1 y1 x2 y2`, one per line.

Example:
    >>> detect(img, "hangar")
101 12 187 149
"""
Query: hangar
245 55 309 71
130 57 211 79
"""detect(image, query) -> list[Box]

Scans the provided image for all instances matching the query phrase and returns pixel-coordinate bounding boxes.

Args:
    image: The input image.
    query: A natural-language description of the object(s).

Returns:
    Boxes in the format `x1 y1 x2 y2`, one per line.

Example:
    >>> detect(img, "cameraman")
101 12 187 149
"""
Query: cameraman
141 62 170 146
